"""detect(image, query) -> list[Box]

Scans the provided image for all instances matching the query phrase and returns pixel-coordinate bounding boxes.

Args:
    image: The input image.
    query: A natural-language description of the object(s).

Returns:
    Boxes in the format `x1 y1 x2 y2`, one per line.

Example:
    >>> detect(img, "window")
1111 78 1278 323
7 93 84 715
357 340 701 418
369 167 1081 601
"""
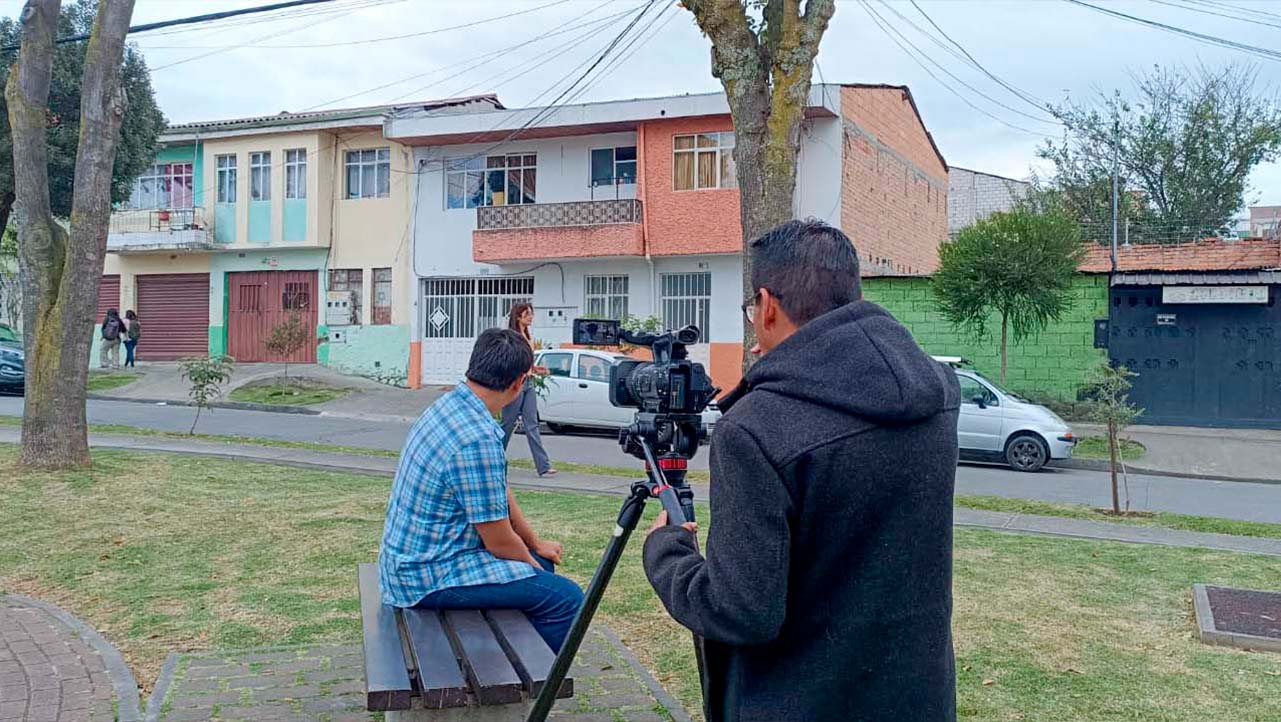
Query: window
583 275 628 320
346 148 391 199
328 269 362 325
446 153 537 209
285 149 307 199
673 132 735 190
578 355 611 383
283 282 310 311
958 376 997 406
250 151 271 201
590 146 637 187
128 163 194 210
661 272 711 339
542 352 572 378
216 154 237 204
373 268 392 325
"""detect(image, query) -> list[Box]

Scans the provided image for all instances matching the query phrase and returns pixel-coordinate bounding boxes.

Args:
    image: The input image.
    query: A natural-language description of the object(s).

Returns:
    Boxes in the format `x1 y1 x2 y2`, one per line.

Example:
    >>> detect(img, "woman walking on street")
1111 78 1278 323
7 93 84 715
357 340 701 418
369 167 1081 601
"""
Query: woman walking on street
122 310 141 368
500 302 557 476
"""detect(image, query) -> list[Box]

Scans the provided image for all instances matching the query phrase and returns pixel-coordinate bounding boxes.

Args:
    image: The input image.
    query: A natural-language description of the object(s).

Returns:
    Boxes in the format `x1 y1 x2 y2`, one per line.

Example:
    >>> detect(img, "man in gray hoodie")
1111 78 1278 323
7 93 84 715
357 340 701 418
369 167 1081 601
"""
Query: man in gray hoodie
644 220 960 722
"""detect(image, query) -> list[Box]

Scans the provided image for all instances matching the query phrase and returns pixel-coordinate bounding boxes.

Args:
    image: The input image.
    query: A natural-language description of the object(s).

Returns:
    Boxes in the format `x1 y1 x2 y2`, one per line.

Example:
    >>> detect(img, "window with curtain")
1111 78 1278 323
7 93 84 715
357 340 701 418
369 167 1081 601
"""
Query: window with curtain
328 269 362 325
250 151 271 201
216 155 237 204
673 132 735 191
660 272 711 339
127 163 194 210
446 154 536 208
590 146 637 187
285 149 307 199
346 148 391 199
583 274 629 320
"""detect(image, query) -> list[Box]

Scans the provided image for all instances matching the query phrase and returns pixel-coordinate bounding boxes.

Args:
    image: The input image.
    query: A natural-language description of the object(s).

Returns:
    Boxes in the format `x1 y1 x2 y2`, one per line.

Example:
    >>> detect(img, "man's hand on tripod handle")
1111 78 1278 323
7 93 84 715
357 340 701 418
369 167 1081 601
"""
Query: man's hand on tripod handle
648 511 698 537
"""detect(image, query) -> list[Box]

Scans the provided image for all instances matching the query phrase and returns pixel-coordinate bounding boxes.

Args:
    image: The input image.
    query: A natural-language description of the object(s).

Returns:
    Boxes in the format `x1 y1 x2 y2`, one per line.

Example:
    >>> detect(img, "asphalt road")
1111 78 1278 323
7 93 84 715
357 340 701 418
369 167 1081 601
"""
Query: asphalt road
2 396 1279 525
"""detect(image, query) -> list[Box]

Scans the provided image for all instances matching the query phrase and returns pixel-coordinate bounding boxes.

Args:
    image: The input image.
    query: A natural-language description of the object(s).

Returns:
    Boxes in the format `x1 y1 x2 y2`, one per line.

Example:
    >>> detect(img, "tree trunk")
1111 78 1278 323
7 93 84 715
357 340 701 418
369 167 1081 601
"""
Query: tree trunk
1108 419 1120 515
1000 311 1009 385
684 0 835 373
7 0 135 469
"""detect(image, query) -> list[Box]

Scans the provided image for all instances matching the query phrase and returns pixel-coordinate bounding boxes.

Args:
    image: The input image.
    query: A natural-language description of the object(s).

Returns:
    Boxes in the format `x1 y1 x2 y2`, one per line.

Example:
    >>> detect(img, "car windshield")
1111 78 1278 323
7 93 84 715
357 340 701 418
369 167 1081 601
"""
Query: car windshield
972 371 1030 403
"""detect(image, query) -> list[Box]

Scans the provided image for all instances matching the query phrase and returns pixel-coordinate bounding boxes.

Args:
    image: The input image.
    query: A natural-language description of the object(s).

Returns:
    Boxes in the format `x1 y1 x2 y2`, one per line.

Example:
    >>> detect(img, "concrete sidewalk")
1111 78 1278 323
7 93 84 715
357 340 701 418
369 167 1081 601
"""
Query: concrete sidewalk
4 427 1278 558
1074 423 1281 483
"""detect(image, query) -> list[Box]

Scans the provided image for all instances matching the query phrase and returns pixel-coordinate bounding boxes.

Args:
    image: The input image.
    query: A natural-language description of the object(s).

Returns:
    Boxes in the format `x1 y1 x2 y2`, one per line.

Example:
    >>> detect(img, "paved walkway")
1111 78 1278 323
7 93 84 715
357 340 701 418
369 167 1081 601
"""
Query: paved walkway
1074 423 1281 483
0 596 140 722
147 627 688 722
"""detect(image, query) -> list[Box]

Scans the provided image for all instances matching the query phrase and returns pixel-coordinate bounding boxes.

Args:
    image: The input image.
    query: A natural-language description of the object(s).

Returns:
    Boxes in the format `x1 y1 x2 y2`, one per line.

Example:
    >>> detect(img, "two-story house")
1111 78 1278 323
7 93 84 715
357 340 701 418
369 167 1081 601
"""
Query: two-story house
101 95 499 381
385 84 949 390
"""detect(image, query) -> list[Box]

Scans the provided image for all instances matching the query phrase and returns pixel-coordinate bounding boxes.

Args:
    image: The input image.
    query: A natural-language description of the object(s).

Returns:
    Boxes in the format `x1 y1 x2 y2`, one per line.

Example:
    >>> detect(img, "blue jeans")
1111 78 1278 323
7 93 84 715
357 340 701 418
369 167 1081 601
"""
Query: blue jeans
414 556 584 651
123 339 137 367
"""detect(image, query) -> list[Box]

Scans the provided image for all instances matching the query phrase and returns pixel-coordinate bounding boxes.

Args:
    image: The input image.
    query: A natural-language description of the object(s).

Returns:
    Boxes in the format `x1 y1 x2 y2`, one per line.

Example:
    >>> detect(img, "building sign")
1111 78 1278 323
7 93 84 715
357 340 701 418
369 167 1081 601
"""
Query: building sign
1161 286 1268 304
1156 313 1177 326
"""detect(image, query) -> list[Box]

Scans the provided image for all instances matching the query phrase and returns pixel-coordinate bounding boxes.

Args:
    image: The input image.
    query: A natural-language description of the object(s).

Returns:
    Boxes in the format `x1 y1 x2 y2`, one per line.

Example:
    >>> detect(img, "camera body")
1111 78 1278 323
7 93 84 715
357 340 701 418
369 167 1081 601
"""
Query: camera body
572 318 719 461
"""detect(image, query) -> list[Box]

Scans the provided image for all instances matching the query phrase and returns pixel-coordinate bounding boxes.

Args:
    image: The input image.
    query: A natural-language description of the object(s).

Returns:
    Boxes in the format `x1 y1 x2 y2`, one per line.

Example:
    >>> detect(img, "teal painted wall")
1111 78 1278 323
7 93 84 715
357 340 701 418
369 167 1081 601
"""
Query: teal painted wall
155 143 203 207
208 326 226 356
325 324 410 385
283 199 307 241
209 249 328 356
248 202 271 243
862 275 1111 401
214 204 236 242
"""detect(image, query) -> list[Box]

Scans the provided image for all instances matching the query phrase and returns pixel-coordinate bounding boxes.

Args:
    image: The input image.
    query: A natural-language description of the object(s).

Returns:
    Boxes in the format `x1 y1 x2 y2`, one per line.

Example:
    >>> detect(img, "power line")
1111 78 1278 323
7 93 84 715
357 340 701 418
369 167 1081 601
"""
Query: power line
2 0 343 52
1190 0 1281 24
858 1 1055 137
1147 0 1281 30
137 0 575 50
1063 0 1281 62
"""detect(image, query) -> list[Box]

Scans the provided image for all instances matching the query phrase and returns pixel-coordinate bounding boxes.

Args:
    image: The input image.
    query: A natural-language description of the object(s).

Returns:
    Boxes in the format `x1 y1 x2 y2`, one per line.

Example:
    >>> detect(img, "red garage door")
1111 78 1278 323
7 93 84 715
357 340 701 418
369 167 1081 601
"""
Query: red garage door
135 273 209 361
97 275 120 321
226 271 317 363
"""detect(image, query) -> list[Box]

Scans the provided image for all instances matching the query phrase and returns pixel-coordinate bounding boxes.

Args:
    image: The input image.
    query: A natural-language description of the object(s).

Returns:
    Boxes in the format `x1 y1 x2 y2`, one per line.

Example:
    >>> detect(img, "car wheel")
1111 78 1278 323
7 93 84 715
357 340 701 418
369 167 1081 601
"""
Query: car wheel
546 422 567 434
1005 433 1049 473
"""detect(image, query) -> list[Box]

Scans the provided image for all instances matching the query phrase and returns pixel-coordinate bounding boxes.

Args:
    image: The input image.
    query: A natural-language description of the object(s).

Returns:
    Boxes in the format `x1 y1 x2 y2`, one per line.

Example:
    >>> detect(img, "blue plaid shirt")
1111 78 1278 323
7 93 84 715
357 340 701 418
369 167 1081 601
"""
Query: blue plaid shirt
379 382 536 607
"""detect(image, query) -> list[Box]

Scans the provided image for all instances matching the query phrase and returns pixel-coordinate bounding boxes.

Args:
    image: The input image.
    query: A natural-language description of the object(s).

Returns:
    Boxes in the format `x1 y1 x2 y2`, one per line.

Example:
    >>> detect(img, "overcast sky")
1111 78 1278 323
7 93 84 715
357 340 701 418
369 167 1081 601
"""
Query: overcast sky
5 0 1281 208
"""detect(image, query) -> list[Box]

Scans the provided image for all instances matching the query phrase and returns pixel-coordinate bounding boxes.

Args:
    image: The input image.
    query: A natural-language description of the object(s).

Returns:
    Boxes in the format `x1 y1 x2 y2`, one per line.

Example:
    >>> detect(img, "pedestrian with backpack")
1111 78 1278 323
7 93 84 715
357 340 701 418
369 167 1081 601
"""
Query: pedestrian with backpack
122 310 141 368
100 308 124 370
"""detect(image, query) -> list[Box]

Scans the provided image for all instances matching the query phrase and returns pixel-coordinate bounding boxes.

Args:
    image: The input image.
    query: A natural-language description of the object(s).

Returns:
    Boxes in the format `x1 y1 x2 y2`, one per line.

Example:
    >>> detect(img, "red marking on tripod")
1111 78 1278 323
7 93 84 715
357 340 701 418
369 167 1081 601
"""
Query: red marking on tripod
658 458 687 471
653 484 673 496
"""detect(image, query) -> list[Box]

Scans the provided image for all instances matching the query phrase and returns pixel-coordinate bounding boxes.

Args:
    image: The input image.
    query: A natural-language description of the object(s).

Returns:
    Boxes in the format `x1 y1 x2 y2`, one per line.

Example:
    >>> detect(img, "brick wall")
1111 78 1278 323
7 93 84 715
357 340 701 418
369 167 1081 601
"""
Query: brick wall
862 274 1110 400
840 86 948 276
947 167 1030 235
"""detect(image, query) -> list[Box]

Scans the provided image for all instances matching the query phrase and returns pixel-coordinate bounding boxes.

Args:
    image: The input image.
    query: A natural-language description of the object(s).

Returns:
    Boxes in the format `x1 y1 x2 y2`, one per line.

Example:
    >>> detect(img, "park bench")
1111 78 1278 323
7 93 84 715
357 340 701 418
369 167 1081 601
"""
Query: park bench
358 563 574 721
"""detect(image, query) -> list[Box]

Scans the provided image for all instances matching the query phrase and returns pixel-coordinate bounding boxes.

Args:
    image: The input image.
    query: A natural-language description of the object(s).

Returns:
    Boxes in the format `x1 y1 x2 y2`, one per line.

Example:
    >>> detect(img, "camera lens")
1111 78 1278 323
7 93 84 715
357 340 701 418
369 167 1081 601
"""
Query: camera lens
676 326 700 344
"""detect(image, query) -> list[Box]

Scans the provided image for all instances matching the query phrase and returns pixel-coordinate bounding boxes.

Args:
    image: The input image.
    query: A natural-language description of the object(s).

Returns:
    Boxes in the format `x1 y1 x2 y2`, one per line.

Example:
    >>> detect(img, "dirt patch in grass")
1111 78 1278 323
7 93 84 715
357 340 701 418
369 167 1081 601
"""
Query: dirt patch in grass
227 377 349 406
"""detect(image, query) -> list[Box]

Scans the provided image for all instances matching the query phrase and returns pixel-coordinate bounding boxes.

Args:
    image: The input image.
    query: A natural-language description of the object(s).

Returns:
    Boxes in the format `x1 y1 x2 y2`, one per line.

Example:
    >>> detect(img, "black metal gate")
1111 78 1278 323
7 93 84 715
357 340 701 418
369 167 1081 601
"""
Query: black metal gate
1109 285 1281 428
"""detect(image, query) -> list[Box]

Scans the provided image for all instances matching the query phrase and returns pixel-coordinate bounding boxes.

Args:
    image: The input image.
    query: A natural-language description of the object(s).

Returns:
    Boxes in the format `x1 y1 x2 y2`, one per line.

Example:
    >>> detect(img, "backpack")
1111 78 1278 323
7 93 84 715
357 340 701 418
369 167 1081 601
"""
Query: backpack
103 318 121 341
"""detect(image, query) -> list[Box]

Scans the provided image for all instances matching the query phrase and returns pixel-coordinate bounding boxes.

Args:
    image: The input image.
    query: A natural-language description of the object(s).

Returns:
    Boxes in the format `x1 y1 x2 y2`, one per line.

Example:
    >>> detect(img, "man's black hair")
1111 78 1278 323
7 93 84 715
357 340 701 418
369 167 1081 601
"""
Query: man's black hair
749 219 861 325
466 328 533 391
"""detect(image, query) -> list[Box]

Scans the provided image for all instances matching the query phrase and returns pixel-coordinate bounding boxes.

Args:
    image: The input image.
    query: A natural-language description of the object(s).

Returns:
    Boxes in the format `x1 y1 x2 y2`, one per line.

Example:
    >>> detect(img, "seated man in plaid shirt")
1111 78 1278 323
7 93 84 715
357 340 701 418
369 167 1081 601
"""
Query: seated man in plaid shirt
380 328 584 650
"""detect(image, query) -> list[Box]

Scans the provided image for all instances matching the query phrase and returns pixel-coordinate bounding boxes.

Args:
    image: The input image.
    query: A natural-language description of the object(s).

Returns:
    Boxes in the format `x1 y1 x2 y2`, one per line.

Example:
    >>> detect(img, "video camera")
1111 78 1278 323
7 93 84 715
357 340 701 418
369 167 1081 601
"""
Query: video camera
572 318 719 462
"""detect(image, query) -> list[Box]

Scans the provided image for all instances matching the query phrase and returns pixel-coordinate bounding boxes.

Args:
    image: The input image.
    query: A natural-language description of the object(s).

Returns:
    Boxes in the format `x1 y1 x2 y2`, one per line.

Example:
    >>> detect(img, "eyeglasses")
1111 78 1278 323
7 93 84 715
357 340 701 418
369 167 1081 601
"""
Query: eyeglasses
741 289 781 324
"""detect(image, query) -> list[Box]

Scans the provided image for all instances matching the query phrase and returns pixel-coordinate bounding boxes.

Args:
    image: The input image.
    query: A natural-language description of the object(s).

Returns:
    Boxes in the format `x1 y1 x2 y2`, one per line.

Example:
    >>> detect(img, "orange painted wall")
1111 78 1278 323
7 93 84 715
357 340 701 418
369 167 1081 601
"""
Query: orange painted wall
474 223 644 263
639 115 742 256
408 340 422 389
709 342 743 398
840 86 948 276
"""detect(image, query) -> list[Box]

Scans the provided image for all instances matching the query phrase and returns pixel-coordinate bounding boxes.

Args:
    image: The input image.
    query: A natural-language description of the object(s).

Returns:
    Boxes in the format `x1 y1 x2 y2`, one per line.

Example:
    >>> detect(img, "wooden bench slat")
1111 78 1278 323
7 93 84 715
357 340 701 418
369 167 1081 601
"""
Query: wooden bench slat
486 609 574 698
444 610 525 705
402 608 470 709
356 563 414 711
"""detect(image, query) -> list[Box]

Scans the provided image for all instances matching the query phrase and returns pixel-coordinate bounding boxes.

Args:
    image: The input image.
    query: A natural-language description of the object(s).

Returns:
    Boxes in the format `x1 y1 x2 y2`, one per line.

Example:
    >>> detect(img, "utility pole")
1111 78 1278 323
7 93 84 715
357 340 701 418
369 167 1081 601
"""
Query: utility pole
1110 120 1120 271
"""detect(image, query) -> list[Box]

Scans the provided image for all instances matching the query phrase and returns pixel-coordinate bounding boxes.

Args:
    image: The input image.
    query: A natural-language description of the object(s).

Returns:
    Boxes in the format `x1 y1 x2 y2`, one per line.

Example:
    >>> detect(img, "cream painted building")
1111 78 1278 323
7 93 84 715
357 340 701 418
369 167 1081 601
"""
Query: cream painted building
101 96 500 383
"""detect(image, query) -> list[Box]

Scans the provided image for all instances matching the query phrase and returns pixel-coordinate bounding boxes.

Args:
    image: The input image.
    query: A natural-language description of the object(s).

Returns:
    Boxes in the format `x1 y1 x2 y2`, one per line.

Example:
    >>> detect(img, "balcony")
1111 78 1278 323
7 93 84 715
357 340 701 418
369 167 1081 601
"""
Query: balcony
473 199 644 263
107 207 216 253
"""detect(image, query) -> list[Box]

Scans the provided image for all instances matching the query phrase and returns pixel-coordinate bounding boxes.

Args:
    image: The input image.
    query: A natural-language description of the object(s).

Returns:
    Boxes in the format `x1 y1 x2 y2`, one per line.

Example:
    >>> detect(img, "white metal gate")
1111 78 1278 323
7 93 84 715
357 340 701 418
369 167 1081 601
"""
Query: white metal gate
421 276 534 385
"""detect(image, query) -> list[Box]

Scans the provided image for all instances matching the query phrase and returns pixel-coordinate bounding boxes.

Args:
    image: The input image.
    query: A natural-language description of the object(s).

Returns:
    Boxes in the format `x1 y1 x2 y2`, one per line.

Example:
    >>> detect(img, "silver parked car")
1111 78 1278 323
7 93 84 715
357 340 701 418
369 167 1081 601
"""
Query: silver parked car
934 357 1076 472
532 349 721 434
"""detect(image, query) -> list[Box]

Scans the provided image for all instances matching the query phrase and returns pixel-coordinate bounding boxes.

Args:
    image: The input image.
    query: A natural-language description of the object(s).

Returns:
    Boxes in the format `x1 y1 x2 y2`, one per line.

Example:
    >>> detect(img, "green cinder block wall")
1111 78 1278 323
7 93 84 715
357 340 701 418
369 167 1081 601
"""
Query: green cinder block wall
862 275 1110 401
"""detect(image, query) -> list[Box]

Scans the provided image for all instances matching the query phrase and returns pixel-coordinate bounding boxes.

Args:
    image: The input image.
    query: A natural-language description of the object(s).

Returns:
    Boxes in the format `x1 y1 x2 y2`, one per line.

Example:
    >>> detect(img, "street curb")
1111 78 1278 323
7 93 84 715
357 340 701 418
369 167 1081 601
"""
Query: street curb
143 652 181 722
8 594 144 722
597 625 695 722
87 394 322 416
1056 458 1281 486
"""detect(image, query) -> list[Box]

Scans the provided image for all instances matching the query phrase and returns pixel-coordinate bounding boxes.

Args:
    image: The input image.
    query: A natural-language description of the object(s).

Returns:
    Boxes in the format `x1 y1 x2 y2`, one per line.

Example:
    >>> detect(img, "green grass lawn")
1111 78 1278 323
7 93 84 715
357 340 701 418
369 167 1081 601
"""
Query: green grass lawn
1 446 1279 721
227 378 349 406
86 371 141 393
1074 436 1147 461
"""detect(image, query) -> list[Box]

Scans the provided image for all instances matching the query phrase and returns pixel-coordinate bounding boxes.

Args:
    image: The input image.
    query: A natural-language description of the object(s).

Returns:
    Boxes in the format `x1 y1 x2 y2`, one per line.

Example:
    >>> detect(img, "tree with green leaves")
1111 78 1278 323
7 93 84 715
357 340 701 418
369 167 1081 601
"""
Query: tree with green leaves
1040 63 1281 243
682 0 835 370
7 0 138 468
1082 362 1142 515
179 354 235 435
933 208 1085 385
265 314 310 381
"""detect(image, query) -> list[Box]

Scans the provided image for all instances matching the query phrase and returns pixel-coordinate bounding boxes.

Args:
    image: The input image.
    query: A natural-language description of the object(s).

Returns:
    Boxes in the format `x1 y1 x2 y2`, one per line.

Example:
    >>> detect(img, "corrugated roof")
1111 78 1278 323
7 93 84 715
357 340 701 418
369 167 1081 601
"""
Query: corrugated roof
163 94 503 135
1112 271 1281 286
1081 238 1281 273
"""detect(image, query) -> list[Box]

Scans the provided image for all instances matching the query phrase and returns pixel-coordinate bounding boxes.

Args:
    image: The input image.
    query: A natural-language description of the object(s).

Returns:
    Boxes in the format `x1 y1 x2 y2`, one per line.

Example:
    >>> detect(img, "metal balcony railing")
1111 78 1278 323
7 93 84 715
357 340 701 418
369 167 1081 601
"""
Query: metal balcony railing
108 207 207 235
476 199 642 231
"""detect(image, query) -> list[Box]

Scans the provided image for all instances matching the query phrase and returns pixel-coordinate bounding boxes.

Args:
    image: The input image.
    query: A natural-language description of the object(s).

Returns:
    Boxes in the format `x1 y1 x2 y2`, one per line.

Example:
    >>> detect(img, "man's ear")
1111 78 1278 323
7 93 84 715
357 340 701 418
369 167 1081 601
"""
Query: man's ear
508 374 526 394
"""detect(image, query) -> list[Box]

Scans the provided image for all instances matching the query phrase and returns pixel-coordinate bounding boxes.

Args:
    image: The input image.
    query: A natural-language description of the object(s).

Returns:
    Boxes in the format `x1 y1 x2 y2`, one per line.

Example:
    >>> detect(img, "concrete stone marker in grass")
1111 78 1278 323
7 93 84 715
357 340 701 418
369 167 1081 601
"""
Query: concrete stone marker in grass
1192 584 1281 654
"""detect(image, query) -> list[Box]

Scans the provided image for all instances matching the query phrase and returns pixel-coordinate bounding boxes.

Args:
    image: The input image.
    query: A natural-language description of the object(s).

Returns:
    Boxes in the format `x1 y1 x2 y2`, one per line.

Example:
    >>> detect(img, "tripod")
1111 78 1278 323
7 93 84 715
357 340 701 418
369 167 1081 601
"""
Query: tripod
525 436 707 722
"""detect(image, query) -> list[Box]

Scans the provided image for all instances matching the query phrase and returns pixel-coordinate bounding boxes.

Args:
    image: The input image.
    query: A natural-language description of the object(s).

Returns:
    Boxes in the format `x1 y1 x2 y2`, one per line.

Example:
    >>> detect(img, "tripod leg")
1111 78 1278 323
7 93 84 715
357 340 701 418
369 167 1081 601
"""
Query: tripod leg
525 486 650 722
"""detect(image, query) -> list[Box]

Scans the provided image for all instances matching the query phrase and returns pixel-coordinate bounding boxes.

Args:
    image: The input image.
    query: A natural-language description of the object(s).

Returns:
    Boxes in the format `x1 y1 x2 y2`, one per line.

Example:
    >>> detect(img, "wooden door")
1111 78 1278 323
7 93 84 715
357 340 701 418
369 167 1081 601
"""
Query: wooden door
227 271 317 363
